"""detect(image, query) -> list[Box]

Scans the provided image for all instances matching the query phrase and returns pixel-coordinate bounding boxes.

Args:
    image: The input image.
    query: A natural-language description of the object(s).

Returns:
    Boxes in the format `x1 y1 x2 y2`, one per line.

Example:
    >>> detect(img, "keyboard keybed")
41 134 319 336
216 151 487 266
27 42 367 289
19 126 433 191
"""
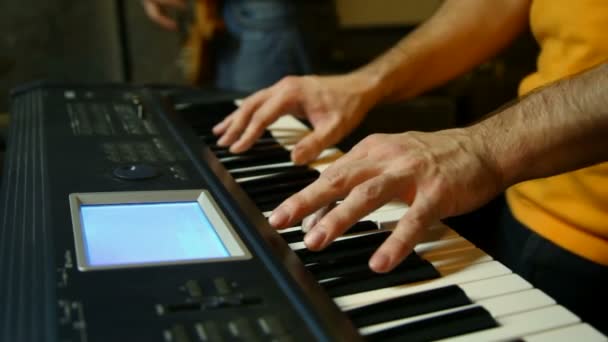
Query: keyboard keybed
194 112 605 341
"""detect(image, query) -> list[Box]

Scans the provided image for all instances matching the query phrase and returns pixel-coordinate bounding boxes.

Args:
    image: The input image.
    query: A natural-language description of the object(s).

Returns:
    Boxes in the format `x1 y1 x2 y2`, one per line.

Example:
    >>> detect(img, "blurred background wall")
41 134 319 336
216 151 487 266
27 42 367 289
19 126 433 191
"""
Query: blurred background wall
0 0 538 132
0 1 124 111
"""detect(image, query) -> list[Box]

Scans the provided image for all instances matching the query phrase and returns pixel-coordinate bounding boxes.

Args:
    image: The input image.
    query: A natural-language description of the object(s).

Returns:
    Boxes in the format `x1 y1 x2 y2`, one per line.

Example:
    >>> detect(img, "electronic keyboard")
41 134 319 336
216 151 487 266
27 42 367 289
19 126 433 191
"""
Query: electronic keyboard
243 114 607 342
0 82 605 342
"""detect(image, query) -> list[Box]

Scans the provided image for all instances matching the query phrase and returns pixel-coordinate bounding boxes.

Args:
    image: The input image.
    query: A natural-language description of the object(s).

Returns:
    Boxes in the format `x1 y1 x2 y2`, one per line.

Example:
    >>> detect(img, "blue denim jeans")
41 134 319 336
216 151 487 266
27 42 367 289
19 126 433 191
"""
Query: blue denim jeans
213 0 336 93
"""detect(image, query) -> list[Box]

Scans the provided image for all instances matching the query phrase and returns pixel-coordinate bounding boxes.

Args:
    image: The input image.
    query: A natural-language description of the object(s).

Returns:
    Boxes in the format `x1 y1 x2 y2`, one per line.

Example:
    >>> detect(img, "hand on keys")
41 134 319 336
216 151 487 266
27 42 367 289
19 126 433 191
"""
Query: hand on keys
212 73 380 165
268 129 505 273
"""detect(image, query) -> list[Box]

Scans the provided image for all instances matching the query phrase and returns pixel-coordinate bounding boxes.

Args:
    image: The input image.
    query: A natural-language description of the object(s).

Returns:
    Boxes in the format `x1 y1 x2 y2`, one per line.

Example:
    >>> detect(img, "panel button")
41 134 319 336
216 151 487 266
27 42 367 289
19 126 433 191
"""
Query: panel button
257 315 286 336
113 164 160 180
227 318 257 340
164 324 192 342
181 280 203 299
194 322 223 342
213 277 236 295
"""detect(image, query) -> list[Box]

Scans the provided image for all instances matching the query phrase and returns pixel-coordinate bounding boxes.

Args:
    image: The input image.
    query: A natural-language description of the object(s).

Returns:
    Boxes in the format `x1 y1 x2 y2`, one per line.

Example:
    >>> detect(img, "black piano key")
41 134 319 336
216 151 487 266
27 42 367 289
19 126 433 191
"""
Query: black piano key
199 133 218 145
365 306 498 342
307 250 426 281
258 204 282 213
239 168 319 188
321 259 440 297
311 260 375 281
244 178 317 199
253 190 299 206
240 168 318 190
168 91 238 124
256 201 284 213
212 143 286 158
210 138 281 150
177 113 232 137
220 149 292 170
202 133 277 147
295 232 391 264
280 230 306 244
343 220 380 234
346 285 472 328
230 165 310 179
255 194 291 211
280 220 380 244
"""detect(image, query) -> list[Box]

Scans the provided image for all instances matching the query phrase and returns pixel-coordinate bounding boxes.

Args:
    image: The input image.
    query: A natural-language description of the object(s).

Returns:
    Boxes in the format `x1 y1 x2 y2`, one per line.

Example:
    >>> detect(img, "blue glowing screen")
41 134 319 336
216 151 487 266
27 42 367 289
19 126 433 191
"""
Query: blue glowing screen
80 201 229 267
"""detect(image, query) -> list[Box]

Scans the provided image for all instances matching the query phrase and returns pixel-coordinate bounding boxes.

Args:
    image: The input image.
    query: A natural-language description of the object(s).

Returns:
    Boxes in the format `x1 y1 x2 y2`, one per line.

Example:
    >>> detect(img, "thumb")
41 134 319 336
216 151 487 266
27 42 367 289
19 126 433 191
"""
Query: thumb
291 125 336 165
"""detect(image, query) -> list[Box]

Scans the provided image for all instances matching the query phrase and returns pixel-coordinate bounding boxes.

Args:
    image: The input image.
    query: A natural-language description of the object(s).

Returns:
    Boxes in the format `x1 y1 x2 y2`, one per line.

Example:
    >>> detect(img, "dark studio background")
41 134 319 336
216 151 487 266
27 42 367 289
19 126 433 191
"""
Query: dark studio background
0 0 539 173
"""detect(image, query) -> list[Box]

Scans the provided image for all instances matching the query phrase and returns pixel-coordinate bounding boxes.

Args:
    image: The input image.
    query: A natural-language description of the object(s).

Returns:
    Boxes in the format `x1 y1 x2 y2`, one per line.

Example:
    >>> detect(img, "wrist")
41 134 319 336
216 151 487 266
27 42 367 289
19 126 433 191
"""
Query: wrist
343 70 387 108
465 123 509 191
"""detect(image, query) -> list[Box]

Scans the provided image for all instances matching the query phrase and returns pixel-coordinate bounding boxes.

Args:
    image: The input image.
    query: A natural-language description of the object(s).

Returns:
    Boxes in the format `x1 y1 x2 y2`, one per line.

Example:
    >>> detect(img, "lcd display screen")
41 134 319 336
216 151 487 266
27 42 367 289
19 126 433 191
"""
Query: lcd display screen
80 201 230 267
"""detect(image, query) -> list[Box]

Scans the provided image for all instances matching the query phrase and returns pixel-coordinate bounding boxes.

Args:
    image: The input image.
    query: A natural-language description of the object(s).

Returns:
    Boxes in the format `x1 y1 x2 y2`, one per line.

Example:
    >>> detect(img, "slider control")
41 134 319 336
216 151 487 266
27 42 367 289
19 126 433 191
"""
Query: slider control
159 294 263 315
132 96 145 120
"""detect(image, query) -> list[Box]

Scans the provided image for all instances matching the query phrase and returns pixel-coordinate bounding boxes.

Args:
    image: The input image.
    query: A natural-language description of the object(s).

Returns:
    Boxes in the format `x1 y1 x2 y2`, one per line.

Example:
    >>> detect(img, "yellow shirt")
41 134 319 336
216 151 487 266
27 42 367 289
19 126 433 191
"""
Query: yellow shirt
507 0 608 265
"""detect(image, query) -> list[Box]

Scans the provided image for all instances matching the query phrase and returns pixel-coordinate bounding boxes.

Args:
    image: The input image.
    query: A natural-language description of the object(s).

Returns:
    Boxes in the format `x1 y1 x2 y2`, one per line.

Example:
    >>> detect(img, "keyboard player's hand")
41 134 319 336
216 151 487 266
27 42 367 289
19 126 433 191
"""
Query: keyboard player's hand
142 0 186 31
268 129 504 273
212 74 381 165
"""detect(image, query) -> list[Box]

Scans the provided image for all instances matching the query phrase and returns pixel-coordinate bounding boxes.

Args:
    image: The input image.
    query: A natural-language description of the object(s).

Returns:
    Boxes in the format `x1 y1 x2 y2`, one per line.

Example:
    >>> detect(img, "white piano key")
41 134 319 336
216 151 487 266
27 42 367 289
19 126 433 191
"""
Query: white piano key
266 202 406 220
416 236 477 257
358 303 481 335
231 161 295 176
476 289 555 317
260 113 606 341
268 114 313 132
424 247 492 269
459 273 532 301
438 305 581 342
523 323 607 342
309 147 342 172
228 145 339 178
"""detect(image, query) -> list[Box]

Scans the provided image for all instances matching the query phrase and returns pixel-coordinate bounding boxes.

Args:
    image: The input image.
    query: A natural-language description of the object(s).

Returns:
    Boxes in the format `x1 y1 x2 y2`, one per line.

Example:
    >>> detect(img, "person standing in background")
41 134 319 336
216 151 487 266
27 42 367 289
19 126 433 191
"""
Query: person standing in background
142 0 337 92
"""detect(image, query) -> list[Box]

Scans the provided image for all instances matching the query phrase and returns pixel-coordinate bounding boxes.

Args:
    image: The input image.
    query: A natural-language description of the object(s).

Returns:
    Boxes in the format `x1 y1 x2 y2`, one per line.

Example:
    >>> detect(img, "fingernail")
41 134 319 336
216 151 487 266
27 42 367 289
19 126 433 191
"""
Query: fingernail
304 227 326 250
369 253 390 273
268 209 288 228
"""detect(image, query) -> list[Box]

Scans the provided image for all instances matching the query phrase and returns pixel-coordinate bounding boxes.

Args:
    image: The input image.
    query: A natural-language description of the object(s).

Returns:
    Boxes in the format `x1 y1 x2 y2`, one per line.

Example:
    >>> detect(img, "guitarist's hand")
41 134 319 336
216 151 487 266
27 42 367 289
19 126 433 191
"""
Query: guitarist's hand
143 0 187 31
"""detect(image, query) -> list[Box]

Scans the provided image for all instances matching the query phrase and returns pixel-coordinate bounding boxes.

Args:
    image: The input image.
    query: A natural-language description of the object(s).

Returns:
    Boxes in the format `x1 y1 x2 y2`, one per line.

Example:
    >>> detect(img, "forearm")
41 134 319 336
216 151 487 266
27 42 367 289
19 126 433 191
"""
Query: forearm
354 0 530 103
471 62 608 187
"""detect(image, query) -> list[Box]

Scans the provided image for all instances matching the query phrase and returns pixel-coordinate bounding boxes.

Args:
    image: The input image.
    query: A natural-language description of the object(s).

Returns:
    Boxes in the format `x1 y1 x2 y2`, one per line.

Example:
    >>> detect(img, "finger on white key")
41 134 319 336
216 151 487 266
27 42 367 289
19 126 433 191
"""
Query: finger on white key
232 92 295 153
269 159 376 229
216 90 268 146
211 113 234 136
304 172 399 251
291 122 340 165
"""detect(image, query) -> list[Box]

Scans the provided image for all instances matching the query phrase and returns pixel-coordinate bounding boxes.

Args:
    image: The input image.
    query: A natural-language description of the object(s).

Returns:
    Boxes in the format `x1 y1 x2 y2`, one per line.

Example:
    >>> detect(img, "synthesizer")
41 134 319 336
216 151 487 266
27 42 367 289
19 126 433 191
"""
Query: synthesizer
1 82 606 342
174 87 607 341
0 82 359 342
239 115 608 342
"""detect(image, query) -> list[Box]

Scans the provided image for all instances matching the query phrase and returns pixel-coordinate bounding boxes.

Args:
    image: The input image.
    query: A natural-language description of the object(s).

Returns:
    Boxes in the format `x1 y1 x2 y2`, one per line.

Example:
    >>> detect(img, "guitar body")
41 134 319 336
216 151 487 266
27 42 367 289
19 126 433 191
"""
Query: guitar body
177 0 223 85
